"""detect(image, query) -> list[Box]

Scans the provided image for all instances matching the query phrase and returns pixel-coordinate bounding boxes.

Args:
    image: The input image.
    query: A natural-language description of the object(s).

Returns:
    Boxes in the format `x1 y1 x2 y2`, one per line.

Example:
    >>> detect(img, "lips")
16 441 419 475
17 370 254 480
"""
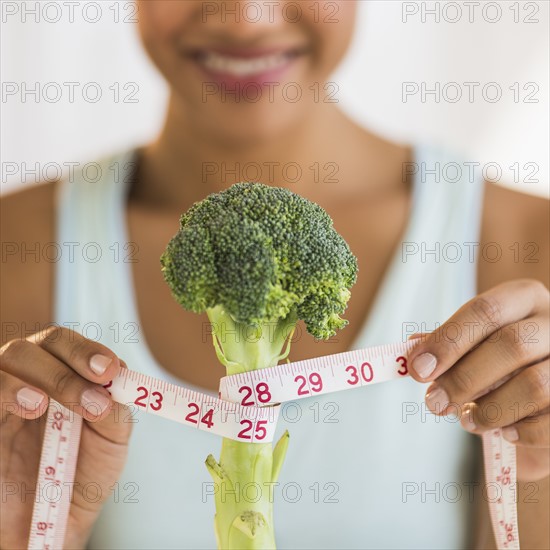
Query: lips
199 51 293 77
186 46 306 86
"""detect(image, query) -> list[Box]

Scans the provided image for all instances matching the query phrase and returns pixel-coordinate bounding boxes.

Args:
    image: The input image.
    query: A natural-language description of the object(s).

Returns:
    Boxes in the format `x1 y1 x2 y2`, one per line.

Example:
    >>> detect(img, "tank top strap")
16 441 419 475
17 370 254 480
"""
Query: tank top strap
410 144 485 244
54 149 137 343
408 143 486 299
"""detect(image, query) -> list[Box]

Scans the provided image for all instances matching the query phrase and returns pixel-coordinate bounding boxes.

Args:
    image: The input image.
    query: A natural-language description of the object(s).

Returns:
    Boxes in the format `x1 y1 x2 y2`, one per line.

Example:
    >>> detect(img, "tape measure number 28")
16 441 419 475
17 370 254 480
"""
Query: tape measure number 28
28 340 519 550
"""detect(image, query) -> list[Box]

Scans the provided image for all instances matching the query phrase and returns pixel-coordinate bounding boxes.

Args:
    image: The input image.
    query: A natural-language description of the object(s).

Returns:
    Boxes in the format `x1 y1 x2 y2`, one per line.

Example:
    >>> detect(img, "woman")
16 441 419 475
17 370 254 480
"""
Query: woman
1 1 548 548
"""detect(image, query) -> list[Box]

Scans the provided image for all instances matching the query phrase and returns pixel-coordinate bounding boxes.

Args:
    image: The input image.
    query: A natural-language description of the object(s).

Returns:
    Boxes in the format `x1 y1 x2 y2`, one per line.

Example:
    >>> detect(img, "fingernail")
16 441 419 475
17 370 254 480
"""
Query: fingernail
17 387 45 411
425 385 450 414
502 426 519 442
461 406 476 432
412 353 437 379
81 389 111 415
90 354 112 376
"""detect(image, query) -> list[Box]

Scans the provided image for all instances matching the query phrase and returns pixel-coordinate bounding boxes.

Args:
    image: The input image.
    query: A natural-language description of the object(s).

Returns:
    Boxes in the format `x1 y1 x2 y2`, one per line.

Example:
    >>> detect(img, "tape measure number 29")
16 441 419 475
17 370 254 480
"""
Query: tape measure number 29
27 340 519 550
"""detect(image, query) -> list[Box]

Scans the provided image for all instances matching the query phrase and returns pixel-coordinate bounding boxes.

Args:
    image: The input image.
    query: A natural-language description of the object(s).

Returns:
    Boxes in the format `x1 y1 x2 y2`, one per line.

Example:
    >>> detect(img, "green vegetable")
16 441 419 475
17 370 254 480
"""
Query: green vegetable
161 182 358 549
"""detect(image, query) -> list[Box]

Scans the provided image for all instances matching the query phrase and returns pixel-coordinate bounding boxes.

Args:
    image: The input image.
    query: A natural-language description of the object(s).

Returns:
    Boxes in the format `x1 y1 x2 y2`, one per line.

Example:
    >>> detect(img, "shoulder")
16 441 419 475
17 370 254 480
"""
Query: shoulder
1 182 56 241
479 182 549 292
0 182 57 343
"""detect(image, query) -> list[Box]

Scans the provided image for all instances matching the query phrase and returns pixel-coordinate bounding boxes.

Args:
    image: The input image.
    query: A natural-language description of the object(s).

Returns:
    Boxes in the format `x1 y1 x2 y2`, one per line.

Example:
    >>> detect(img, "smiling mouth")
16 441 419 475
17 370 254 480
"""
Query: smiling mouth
191 49 304 78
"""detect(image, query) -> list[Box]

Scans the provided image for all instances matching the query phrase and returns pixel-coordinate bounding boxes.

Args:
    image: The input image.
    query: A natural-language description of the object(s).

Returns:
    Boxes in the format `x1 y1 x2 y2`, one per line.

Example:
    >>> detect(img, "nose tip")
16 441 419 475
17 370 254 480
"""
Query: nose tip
200 0 284 34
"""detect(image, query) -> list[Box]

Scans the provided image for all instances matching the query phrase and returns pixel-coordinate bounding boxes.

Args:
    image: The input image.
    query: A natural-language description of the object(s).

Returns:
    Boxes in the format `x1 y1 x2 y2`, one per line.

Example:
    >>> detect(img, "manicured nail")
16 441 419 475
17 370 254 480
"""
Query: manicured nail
90 354 112 376
502 426 519 442
461 406 476 432
425 385 450 414
412 353 437 379
17 387 45 411
81 389 111 415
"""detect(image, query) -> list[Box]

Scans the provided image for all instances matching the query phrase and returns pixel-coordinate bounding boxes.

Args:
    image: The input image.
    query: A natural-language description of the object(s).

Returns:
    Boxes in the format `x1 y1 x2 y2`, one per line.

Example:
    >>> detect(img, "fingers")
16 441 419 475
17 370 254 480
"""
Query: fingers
84 361 135 445
0 336 115 422
0 371 48 421
30 326 120 383
424 317 549 413
462 361 549 431
457 359 549 440
476 360 549 427
503 413 550 448
408 279 548 381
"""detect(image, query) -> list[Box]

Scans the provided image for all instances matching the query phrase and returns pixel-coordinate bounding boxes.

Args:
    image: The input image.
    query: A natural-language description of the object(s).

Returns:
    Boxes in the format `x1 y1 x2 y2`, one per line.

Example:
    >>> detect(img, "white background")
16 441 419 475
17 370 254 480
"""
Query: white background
1 0 548 196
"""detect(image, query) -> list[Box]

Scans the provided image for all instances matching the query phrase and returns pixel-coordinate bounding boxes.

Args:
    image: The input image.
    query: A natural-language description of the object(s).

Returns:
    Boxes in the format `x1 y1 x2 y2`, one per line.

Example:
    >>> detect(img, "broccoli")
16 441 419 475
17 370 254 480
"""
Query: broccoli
161 182 358 549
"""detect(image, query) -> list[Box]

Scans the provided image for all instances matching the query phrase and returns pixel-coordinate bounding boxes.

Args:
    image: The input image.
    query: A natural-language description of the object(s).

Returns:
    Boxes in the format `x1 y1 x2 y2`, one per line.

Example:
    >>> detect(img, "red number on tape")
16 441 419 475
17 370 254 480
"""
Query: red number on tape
255 420 267 440
396 356 408 375
239 385 254 406
239 383 272 405
310 373 323 392
238 419 253 439
134 386 148 408
505 523 514 542
295 375 308 395
499 466 511 485
295 373 323 396
346 365 359 385
346 362 373 385
134 386 163 411
185 402 200 424
256 382 271 403
201 408 215 429
361 362 374 382
150 391 163 411
237 419 268 440
52 410 64 430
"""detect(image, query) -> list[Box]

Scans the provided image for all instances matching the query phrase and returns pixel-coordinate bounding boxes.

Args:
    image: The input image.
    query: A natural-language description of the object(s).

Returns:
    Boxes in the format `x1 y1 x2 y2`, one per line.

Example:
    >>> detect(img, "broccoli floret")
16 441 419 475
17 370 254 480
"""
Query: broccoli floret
161 182 358 355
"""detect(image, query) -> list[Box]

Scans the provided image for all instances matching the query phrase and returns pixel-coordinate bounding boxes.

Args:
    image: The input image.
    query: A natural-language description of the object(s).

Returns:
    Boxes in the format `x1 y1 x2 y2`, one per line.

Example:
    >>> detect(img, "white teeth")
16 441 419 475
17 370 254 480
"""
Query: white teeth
201 52 289 76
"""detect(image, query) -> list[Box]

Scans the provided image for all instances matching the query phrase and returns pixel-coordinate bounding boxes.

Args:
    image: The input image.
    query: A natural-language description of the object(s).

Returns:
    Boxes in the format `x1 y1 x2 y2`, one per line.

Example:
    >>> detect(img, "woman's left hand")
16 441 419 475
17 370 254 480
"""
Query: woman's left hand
408 279 549 482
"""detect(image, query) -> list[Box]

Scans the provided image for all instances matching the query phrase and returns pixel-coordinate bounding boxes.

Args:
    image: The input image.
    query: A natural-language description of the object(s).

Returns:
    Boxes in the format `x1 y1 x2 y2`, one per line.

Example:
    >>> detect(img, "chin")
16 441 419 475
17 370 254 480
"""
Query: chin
192 101 308 149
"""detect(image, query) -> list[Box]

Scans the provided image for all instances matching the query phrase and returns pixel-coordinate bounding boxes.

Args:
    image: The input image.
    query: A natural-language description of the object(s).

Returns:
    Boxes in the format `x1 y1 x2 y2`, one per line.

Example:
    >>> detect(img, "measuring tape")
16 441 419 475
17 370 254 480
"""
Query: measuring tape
482 429 519 549
27 340 519 550
28 404 82 550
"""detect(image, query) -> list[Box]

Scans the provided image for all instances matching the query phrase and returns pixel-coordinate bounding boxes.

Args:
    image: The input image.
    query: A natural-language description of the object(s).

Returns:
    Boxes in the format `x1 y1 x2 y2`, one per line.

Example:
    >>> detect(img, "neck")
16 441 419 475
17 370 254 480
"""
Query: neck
132 94 410 213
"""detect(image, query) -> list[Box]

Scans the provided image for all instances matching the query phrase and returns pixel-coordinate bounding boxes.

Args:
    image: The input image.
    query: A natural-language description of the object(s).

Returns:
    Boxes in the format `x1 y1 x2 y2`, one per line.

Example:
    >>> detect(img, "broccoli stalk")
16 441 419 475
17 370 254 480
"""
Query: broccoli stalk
203 306 295 548
206 305 297 375
161 183 357 549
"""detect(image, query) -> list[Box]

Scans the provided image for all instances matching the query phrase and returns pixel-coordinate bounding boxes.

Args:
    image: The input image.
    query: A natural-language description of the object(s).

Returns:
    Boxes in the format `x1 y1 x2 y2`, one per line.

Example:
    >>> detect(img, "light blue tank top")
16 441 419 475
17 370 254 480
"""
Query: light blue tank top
55 146 484 549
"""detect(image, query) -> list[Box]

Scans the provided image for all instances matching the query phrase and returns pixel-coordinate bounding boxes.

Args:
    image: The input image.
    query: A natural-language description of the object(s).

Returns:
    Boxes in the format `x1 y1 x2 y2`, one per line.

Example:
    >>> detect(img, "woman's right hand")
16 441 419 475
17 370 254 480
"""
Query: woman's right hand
0 327 134 549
